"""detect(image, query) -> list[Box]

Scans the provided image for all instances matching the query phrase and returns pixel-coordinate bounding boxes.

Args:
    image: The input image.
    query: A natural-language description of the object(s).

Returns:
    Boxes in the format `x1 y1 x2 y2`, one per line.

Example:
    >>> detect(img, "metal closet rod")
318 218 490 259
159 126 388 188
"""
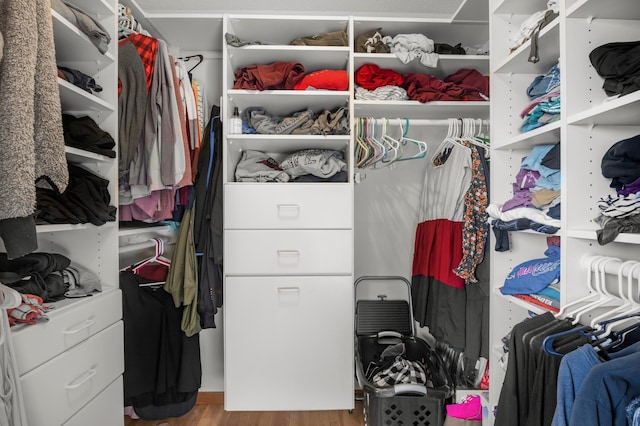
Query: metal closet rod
581 255 640 279
361 118 490 127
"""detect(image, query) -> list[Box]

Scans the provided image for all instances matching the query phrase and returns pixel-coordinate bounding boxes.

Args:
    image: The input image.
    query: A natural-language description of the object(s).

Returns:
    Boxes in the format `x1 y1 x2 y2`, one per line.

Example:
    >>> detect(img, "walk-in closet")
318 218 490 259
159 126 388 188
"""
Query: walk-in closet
1 0 640 425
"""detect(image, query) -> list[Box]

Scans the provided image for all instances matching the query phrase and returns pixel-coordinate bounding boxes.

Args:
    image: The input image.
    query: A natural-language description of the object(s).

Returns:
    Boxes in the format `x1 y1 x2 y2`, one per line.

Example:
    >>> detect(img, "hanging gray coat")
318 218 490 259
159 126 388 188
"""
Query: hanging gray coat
0 0 69 258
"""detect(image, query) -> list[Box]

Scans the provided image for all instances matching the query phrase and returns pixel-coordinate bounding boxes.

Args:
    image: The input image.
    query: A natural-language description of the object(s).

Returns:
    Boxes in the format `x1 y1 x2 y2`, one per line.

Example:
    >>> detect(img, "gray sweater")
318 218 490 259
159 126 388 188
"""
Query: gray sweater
0 0 69 258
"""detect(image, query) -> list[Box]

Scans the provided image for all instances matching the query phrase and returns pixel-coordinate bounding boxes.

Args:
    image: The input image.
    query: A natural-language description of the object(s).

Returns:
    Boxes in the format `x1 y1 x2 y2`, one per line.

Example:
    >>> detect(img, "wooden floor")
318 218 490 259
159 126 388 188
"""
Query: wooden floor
124 402 365 426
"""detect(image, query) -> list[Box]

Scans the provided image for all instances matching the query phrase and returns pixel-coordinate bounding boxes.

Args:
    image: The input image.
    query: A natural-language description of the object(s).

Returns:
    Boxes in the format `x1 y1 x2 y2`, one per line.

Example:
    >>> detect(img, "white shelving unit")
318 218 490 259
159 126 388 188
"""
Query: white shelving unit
221 14 355 411
489 0 640 423
8 1 124 425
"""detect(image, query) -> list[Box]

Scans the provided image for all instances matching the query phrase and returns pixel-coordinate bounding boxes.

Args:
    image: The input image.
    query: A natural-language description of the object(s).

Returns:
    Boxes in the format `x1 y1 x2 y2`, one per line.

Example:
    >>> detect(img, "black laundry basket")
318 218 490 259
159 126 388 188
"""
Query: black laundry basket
355 276 453 426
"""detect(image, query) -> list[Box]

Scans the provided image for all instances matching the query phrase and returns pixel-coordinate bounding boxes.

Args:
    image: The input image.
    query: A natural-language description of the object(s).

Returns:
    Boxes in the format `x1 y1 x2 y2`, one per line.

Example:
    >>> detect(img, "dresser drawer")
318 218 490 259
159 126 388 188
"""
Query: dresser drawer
225 276 354 410
63 376 123 426
12 289 122 376
224 183 353 229
21 321 124 426
225 229 352 275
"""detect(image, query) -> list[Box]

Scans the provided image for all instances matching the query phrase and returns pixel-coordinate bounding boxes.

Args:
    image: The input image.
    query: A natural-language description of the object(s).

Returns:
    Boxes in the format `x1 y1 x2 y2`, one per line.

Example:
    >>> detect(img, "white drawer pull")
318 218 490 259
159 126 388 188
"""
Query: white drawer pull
277 287 300 293
277 250 300 256
66 368 97 390
277 204 300 218
63 319 96 335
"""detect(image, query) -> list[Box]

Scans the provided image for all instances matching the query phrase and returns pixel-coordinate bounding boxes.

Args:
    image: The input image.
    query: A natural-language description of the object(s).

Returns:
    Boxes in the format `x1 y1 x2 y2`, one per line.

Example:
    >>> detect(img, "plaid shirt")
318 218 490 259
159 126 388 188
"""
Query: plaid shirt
118 33 159 96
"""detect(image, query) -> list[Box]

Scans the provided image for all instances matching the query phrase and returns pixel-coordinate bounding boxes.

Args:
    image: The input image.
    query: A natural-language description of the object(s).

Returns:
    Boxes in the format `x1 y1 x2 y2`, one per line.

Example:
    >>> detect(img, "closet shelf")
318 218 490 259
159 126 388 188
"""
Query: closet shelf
228 90 349 115
52 10 115 66
65 146 115 164
227 14 349 45
36 221 116 234
491 0 548 16
229 46 349 71
491 18 560 75
566 0 640 20
353 53 490 79
227 135 349 153
494 121 561 150
64 0 115 17
59 78 116 113
566 229 640 244
567 90 640 126
493 288 550 315
353 100 490 120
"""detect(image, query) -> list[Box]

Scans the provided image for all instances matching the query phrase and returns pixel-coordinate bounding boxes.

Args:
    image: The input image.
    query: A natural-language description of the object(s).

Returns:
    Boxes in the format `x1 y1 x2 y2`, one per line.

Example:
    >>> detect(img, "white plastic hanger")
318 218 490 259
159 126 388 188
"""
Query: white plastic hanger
572 256 622 325
589 260 638 327
558 255 605 319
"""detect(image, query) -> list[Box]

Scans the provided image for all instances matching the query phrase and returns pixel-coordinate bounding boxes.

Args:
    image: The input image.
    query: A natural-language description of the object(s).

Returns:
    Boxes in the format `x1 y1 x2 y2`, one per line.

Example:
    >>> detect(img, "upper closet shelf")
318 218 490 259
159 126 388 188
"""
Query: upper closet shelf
353 53 489 79
568 90 640 126
567 229 640 245
52 10 115 66
494 121 561 150
491 0 549 15
144 14 223 52
492 18 559 75
228 90 349 116
228 46 349 71
59 78 115 113
63 0 115 17
566 0 640 20
353 100 490 120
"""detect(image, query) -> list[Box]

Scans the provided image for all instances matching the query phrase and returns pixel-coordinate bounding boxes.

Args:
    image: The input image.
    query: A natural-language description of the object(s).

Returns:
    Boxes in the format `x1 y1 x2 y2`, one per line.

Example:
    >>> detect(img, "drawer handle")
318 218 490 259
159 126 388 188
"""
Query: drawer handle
277 287 300 293
277 204 300 218
66 368 97 390
277 250 300 256
63 319 96 335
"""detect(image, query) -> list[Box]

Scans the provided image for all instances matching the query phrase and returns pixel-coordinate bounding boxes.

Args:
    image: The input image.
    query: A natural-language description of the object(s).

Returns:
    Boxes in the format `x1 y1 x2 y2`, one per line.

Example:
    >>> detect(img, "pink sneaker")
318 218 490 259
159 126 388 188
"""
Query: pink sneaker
446 395 482 420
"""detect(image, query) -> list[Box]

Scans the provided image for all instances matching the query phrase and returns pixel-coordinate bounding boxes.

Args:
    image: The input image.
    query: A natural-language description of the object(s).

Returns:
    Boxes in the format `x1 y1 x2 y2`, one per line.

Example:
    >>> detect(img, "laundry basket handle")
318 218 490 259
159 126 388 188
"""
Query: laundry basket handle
392 384 428 396
354 275 414 336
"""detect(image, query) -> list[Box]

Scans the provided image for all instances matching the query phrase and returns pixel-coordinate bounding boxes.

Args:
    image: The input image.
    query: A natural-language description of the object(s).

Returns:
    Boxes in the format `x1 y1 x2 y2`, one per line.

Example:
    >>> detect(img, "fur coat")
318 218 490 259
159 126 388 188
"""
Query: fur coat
0 0 69 258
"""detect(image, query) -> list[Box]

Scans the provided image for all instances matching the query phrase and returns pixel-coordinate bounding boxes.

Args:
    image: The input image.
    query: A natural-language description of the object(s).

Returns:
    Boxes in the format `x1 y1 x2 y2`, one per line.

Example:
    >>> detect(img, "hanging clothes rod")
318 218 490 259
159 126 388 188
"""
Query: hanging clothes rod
375 118 490 127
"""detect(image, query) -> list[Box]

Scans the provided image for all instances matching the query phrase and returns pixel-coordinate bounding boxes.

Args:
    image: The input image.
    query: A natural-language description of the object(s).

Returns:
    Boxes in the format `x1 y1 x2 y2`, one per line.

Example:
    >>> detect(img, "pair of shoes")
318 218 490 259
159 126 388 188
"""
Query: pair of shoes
446 395 482 420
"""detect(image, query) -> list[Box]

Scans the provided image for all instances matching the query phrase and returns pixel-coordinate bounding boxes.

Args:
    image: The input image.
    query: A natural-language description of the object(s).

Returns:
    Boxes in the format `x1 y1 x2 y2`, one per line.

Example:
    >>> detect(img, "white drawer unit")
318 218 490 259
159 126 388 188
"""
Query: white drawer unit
12 289 122 376
224 276 354 411
21 321 124 426
63 376 124 426
224 183 353 230
225 229 353 275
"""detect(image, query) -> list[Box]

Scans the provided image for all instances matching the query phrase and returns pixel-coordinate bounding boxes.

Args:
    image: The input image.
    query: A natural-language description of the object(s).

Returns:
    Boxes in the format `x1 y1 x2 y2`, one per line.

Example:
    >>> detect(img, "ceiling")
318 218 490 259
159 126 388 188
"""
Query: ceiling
120 0 488 52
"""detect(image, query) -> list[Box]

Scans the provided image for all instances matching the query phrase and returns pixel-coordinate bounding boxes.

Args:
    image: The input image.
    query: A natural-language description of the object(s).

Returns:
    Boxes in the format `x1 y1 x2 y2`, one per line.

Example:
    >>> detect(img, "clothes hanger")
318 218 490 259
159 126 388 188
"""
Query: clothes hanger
595 262 640 335
121 238 171 273
589 260 638 327
431 118 467 166
179 54 205 74
572 256 622 325
558 255 606 319
379 119 400 165
362 118 386 169
396 118 428 162
355 118 373 169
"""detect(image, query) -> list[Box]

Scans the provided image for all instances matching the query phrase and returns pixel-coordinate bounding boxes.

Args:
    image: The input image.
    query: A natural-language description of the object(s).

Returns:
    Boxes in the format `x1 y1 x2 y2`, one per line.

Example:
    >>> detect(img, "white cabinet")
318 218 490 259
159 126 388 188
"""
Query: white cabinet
489 0 640 419
7 0 123 424
222 14 354 411
224 276 354 411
